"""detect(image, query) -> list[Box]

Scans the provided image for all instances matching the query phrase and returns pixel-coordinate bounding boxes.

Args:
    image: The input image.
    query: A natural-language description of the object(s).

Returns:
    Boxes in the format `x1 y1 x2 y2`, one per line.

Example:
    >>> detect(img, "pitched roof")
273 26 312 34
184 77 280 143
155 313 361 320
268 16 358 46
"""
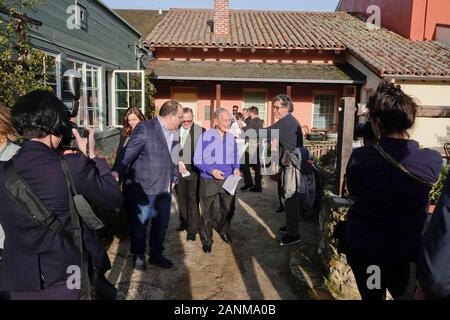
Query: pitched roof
113 9 168 38
145 9 450 79
147 60 366 84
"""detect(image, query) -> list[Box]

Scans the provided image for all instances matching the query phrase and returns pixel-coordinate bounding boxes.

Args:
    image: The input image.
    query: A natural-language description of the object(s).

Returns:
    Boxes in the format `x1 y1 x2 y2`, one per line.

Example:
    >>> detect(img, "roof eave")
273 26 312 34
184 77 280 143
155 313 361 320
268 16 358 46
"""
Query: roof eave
384 75 450 81
95 0 142 37
151 75 366 84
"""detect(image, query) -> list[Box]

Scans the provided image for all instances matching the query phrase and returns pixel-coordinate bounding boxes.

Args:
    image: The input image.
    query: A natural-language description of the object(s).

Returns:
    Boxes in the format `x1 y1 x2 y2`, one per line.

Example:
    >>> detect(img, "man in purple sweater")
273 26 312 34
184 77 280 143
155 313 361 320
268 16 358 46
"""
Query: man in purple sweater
193 108 241 253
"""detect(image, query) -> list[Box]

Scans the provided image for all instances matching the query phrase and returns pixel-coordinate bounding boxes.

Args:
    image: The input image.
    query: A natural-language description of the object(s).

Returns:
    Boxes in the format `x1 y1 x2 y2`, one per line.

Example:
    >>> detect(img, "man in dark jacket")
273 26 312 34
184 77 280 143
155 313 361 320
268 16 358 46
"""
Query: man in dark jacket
267 94 304 246
417 173 450 299
241 106 264 192
175 108 205 241
112 101 182 270
0 90 123 299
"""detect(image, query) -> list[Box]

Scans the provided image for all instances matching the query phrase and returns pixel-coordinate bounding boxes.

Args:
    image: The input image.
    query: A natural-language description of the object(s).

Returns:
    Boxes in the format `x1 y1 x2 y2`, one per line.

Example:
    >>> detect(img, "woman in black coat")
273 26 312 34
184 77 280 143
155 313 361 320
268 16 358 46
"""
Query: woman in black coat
0 90 123 300
345 82 442 300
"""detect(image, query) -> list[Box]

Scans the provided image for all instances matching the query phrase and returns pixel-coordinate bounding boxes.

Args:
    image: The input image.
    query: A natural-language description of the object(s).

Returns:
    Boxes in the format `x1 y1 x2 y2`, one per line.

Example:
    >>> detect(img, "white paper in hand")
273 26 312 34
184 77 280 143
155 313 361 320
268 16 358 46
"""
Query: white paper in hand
223 175 242 196
179 161 191 178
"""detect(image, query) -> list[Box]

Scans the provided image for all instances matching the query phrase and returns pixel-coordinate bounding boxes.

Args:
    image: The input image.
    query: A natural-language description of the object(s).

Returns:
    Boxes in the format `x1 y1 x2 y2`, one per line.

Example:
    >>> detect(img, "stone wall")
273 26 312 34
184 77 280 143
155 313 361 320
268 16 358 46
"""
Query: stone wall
317 191 360 299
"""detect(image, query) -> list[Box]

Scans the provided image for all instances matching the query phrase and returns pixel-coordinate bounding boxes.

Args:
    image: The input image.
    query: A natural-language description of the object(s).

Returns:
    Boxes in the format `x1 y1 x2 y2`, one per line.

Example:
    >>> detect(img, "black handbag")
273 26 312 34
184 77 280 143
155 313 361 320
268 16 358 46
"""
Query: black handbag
90 270 117 300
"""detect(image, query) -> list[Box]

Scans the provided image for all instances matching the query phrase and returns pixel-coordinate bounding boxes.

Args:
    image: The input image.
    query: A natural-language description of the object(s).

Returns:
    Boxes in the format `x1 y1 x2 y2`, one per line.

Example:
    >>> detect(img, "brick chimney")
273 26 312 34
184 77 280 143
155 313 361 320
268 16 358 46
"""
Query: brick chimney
213 0 230 36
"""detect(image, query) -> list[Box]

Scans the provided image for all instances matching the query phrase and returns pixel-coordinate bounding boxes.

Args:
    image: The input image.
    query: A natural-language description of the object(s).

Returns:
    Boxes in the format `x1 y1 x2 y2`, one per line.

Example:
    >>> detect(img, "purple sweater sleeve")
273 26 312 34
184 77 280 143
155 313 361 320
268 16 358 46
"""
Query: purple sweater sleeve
232 137 240 171
193 133 213 177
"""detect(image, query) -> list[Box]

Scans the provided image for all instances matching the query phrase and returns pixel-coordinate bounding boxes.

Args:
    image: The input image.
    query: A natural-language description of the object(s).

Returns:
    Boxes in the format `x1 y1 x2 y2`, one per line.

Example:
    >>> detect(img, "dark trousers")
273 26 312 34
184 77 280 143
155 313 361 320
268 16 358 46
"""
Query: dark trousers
242 163 262 189
277 175 284 209
199 178 236 246
124 188 172 257
285 193 304 237
347 254 411 300
175 174 200 235
242 149 262 189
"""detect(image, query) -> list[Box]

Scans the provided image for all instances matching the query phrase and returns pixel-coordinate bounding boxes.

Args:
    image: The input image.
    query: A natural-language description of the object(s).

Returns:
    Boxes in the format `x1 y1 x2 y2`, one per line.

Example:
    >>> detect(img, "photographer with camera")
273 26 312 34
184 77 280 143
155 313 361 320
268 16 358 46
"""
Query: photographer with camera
0 89 123 300
344 81 442 300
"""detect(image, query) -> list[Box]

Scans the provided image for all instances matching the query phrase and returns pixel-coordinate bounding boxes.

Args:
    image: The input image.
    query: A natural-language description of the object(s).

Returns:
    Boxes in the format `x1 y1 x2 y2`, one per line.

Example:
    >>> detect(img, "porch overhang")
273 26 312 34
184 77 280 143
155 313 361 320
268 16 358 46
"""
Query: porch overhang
146 60 367 84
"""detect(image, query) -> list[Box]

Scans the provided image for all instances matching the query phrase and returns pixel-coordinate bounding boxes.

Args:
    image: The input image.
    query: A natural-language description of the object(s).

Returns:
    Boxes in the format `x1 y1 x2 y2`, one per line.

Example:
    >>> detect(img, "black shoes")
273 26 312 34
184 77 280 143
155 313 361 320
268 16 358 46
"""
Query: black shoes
176 224 187 232
202 244 212 253
277 234 302 246
187 233 196 242
276 206 285 213
278 226 287 234
250 187 262 192
240 185 253 191
133 254 147 272
219 233 233 245
149 255 173 269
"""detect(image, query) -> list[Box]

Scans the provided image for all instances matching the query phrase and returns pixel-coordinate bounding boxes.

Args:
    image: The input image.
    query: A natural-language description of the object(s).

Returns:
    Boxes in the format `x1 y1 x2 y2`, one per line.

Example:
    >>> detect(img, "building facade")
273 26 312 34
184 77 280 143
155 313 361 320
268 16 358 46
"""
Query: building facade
9 0 153 152
338 0 450 148
134 0 450 148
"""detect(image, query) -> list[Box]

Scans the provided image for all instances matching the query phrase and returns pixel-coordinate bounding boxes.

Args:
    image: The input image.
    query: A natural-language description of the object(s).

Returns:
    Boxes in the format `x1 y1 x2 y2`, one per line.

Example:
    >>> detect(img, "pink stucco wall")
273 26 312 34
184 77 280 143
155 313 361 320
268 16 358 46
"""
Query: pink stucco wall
154 81 345 130
337 0 450 40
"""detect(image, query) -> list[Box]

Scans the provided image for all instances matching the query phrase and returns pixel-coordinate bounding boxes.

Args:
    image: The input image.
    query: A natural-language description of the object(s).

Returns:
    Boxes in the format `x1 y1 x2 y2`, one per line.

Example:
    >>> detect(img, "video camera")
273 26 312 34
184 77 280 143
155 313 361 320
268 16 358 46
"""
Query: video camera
60 69 89 150
355 121 378 146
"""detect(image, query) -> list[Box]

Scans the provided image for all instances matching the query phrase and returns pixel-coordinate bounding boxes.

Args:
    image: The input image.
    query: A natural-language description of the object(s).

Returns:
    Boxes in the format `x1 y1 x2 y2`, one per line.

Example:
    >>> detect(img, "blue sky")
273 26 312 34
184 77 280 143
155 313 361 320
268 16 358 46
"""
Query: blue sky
102 0 341 11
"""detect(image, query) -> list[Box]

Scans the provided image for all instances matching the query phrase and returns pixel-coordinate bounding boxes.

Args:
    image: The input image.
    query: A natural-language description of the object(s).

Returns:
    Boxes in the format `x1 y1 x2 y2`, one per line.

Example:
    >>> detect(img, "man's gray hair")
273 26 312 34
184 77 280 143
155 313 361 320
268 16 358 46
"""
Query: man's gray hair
273 94 294 113
214 108 230 119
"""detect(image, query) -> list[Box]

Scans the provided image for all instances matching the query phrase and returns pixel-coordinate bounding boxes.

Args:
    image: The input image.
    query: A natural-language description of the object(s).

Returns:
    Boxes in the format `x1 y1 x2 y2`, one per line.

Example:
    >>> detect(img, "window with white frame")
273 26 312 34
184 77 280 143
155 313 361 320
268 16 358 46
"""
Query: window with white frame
312 95 336 129
113 71 145 127
68 60 101 128
42 53 61 98
86 66 100 127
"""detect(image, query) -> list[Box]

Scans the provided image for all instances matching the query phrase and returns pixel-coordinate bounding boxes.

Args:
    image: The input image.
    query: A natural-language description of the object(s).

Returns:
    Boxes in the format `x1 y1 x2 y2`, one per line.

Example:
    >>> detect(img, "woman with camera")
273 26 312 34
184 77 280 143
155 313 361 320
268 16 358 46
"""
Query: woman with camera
344 82 442 300
0 90 123 300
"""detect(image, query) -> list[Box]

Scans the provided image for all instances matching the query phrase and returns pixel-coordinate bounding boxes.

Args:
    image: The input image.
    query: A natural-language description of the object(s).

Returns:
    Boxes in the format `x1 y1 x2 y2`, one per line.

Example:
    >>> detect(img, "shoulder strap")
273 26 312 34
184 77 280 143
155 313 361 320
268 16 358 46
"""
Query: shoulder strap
59 158 92 300
4 160 67 236
373 143 434 188
4 159 92 299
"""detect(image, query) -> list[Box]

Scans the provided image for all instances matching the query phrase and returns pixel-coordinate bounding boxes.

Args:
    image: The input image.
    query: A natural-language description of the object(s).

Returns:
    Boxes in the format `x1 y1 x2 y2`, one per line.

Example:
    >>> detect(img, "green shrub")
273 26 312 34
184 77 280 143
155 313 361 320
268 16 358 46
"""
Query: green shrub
430 166 448 204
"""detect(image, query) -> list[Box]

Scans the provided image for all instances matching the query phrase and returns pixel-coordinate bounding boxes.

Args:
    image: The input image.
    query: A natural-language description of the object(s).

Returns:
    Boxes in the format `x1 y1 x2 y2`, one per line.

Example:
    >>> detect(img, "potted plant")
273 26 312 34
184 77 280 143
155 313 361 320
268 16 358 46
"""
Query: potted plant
429 166 448 214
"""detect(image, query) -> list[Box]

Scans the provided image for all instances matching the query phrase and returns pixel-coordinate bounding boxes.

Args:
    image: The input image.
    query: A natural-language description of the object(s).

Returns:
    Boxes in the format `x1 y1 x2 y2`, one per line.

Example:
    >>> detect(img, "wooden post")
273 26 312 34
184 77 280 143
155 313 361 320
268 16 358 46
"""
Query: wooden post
214 83 222 127
286 85 292 97
335 97 356 196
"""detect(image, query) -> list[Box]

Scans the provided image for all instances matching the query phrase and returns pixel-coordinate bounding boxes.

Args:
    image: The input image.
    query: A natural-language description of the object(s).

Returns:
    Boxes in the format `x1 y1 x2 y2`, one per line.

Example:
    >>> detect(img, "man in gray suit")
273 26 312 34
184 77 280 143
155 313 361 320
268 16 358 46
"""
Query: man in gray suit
112 101 183 270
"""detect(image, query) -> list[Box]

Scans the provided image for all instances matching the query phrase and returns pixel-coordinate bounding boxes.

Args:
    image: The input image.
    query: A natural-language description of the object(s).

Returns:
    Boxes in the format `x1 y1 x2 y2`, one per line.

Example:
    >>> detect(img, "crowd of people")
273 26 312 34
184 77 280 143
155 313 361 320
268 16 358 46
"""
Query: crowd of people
0 81 449 300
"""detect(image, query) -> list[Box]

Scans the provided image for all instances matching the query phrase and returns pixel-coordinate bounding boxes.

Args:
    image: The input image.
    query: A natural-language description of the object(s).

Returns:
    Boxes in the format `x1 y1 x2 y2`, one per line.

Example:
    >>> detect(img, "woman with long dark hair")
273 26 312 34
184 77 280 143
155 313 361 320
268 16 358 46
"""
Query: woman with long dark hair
345 81 442 300
116 107 146 157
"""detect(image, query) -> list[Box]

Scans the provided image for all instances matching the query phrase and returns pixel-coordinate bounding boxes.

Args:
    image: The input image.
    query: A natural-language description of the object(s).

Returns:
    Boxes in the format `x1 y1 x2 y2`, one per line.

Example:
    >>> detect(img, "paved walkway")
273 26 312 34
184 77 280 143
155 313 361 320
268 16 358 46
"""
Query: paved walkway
105 177 304 300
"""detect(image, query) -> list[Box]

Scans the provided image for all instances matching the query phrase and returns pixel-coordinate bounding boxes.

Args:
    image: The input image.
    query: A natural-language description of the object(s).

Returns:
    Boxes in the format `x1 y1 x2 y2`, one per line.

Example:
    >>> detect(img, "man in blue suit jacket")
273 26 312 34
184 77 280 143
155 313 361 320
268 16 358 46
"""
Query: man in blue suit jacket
112 101 183 270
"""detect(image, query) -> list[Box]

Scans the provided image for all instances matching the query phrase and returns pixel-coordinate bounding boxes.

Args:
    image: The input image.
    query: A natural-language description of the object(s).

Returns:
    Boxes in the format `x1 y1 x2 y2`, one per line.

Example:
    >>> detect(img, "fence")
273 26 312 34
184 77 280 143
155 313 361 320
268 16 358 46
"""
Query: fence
306 142 337 159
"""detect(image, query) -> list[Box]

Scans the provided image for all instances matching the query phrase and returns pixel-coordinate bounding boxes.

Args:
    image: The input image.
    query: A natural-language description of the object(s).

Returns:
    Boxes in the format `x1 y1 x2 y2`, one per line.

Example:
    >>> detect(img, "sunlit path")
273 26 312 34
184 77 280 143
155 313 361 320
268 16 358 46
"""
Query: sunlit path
106 177 303 300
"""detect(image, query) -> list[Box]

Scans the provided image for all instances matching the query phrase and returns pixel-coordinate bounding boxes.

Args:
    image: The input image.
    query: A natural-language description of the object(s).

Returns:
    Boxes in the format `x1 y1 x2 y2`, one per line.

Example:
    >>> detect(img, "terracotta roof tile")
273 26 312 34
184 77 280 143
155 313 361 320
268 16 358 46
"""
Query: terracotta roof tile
144 9 450 78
